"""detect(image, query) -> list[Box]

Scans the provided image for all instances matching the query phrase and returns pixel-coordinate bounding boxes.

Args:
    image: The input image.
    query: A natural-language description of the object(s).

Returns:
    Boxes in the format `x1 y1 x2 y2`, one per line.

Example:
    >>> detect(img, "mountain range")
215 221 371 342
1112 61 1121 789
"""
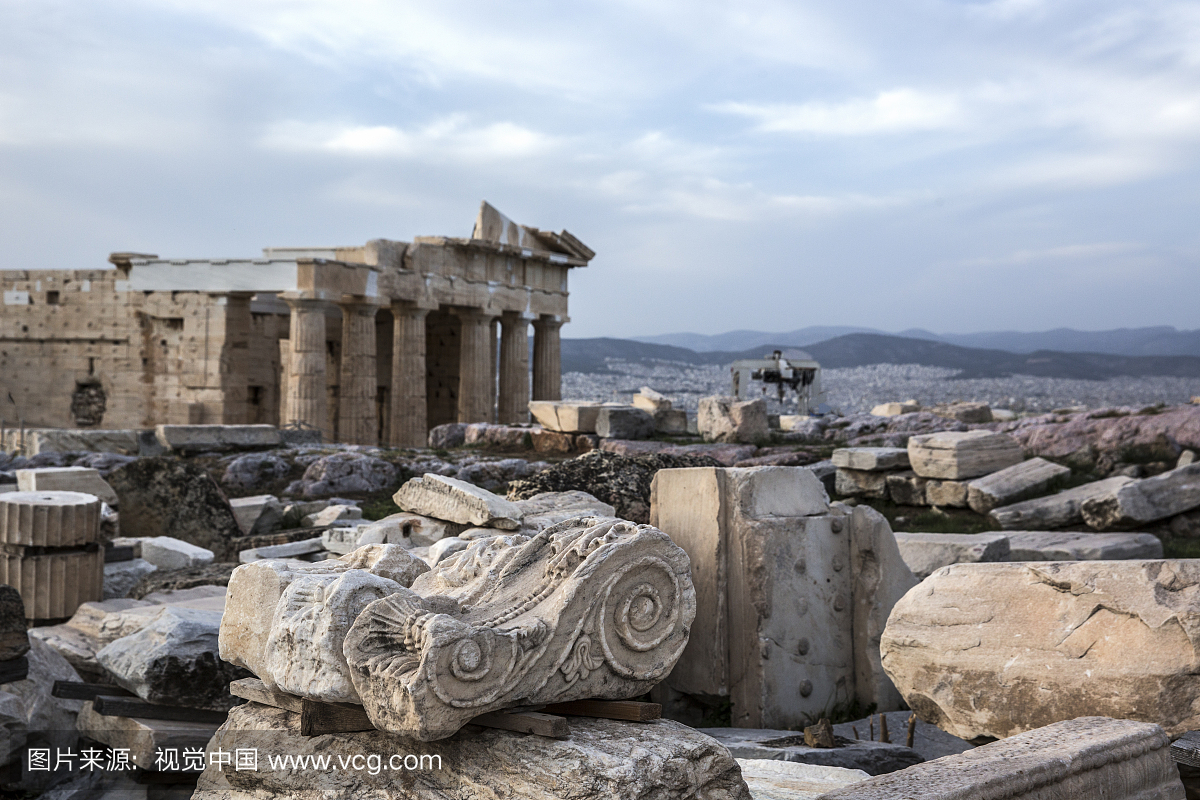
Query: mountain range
632 326 1200 358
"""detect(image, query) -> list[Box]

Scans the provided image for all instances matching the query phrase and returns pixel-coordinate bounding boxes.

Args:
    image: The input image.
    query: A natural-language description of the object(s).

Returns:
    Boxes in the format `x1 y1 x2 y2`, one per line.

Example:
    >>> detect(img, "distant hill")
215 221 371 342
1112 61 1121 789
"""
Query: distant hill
630 326 1200 358
563 333 1200 380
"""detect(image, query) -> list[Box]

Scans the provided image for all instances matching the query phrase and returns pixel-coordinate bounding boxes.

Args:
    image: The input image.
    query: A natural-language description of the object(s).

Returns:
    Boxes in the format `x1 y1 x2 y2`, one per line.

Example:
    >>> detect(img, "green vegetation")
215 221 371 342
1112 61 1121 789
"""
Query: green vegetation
832 494 993 534
1165 539 1200 559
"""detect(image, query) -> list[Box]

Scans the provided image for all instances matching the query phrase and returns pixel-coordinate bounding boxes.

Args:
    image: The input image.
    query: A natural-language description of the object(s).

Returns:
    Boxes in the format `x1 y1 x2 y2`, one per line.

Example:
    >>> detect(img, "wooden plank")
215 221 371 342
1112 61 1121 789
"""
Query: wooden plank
471 710 570 739
300 698 375 736
0 657 29 684
52 680 136 700
230 677 303 713
540 699 661 722
92 695 229 725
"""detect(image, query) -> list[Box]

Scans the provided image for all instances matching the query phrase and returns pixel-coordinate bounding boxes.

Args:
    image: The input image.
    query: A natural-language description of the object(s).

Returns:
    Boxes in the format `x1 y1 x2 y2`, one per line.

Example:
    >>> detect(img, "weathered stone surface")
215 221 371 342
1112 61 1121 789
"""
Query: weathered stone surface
780 415 828 441
1081 464 1200 531
514 490 617 532
344 517 695 740
989 475 1136 530
129 562 238 599
931 401 993 424
3 546 104 620
103 558 157 599
287 452 398 498
703 728 919 776
0 638 83 766
13 428 140 456
218 545 428 692
817 717 1184 800
833 711 974 762
885 471 928 506
908 430 1023 480
966 457 1071 514
155 423 281 452
1005 530 1164 561
96 605 250 710
924 479 968 507
139 536 214 570
0 584 29 661
76 699 218 768
871 401 920 417
510 450 722 523
452 457 537 494
107 457 242 560
530 429 575 454
656 408 688 434
427 536 470 565
882 560 1200 740
394 474 523 530
595 406 655 440
832 448 910 472
698 396 769 444
737 760 868 799
835 468 888 499
197 703 751 800
463 423 531 449
0 490 99 547
304 503 362 528
238 537 325 563
528 401 604 433
16 467 118 505
632 387 671 413
229 494 283 535
356 512 461 548
893 532 1011 579
427 422 467 449
222 453 292 492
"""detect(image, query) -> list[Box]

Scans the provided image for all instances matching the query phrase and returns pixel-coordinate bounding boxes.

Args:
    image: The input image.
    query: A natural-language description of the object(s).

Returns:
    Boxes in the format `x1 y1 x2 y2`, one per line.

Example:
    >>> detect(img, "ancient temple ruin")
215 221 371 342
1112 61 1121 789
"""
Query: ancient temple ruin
0 202 592 446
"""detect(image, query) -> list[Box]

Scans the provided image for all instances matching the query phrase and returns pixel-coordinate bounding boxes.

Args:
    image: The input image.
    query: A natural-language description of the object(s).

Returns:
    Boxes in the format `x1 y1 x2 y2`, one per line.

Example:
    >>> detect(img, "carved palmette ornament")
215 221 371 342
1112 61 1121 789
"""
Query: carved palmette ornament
342 516 697 740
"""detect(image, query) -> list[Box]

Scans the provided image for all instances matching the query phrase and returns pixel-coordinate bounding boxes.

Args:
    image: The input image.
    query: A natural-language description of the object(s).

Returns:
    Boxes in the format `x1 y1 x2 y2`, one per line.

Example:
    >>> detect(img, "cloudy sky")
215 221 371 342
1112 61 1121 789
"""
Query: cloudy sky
2 0 1198 338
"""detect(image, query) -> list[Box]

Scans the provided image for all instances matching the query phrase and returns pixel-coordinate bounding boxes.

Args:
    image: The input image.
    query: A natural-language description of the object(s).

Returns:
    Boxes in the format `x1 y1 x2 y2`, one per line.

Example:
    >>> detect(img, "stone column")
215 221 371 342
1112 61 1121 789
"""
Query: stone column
454 308 496 424
498 312 531 423
282 295 330 440
390 304 429 448
532 315 563 402
337 298 380 445
488 318 499 423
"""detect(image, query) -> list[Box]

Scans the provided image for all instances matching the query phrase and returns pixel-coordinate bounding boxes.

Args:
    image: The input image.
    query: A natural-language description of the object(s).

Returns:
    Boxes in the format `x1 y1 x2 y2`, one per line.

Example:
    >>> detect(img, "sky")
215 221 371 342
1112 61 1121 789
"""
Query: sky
1 0 1199 339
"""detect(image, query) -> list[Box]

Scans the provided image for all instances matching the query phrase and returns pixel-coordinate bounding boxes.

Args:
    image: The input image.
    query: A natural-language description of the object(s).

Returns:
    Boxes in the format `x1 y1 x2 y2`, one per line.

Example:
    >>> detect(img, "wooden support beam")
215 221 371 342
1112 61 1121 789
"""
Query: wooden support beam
52 680 135 700
300 699 375 736
471 711 570 739
0 657 29 684
540 699 661 722
91 695 229 725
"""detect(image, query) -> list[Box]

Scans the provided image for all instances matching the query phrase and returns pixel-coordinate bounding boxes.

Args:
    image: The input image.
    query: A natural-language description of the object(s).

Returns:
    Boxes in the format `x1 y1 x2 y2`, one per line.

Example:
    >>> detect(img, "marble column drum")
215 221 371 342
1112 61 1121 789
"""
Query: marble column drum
498 312 531 423
389 304 429 448
337 298 380 445
282 295 330 440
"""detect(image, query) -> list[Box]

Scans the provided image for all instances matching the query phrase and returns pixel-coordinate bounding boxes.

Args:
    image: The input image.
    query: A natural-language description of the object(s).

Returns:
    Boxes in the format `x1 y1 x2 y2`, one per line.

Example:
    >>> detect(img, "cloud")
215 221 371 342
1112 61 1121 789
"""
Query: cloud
957 241 1143 267
711 89 962 136
261 116 560 161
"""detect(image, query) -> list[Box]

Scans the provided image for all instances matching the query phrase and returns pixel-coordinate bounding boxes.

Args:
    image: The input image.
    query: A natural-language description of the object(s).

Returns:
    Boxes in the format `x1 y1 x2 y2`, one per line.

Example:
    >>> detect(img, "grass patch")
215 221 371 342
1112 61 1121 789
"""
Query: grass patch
362 492 402 521
1165 539 1200 559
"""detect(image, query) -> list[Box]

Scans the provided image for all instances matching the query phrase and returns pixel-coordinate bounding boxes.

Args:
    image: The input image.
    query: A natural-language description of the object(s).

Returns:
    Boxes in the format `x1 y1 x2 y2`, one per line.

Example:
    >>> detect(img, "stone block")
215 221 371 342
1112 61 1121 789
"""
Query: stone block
1 546 104 620
320 526 361 554
77 700 218 769
0 490 100 547
892 532 1011 579
881 560 1200 739
737 760 869 800
427 422 467 449
463 423 530 448
154 423 282 452
1081 463 1200 530
655 408 688 434
833 710 974 762
885 472 928 506
924 479 968 507
356 512 462 547
907 430 1023 480
632 386 672 413
196 704 751 800
835 468 888 499
871 402 920 417
991 408 1017 421
19 428 140 456
966 457 1071 514
513 490 616 533
530 429 575 454
832 448 910 471
596 406 655 440
393 474 523 530
96 605 248 711
804 460 837 495
0 584 30 660
303 503 363 528
15 467 118 505
139 536 214 570
104 558 157 599
816 717 1184 800
698 396 769 444
0 637 84 770
427 535 469 565
107 457 243 560
702 728 919 776
989 475 1136 530
237 537 325 563
1004 530 1164 561
528 401 603 433
229 494 282 536
931 401 993 424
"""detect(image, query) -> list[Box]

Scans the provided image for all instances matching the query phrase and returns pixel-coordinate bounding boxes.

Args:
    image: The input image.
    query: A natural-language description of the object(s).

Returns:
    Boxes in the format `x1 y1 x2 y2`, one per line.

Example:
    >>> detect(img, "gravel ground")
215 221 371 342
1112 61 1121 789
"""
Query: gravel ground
564 361 1200 416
